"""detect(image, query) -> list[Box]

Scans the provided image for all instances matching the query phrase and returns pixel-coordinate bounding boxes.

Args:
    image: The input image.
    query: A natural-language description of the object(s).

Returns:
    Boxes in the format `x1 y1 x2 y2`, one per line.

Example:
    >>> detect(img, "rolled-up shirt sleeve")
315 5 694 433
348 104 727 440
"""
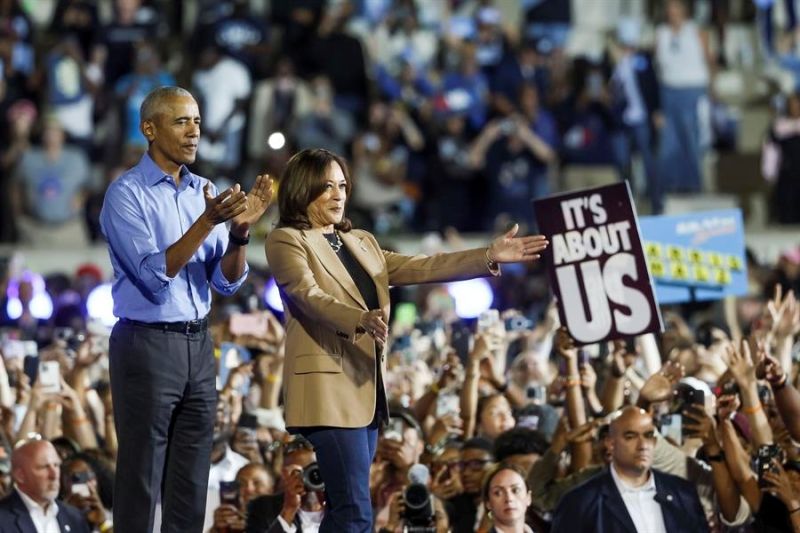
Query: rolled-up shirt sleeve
100 183 175 303
210 232 249 295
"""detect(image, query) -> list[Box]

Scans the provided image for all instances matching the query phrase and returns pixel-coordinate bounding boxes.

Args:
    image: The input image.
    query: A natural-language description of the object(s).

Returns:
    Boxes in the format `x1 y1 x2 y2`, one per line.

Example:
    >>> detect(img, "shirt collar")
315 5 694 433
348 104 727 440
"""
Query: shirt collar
15 486 59 518
138 151 198 189
610 463 656 494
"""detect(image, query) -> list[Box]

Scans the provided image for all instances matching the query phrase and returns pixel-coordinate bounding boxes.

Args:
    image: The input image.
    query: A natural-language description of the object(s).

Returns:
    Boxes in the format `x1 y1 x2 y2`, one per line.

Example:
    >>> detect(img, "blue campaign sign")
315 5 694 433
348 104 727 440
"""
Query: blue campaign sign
638 209 748 304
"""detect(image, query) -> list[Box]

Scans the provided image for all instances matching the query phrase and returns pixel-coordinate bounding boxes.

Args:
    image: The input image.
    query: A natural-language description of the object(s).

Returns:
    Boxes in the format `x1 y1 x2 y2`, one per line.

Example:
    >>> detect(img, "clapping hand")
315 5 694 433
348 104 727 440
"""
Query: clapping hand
231 173 274 232
203 183 247 226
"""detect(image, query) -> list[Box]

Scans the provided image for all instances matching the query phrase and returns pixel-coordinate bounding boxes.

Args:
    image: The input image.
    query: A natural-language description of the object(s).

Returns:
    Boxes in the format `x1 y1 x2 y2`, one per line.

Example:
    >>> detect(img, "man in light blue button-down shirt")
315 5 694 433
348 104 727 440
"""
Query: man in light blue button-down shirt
99 86 272 533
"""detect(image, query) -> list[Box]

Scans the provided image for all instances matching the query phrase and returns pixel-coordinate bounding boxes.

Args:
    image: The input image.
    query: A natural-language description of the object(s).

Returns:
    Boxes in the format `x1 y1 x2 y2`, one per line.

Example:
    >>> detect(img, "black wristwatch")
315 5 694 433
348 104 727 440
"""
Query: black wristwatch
229 231 250 246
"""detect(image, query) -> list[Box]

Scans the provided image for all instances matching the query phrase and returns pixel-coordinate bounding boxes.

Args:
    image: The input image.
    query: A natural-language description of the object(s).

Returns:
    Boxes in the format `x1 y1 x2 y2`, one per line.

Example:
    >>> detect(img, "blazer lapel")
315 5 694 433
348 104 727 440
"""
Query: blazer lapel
653 472 681 533
10 492 37 532
303 229 367 309
340 232 389 308
56 506 73 532
599 471 638 533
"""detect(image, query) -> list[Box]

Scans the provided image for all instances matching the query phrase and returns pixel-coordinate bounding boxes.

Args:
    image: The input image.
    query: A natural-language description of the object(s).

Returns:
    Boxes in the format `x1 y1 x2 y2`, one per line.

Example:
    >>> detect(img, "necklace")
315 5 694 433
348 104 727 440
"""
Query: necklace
324 231 343 252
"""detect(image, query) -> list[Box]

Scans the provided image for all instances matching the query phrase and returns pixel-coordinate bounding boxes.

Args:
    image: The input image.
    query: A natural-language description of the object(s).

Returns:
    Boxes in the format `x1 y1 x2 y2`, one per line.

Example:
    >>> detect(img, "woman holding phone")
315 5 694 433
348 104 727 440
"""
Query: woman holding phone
265 148 548 532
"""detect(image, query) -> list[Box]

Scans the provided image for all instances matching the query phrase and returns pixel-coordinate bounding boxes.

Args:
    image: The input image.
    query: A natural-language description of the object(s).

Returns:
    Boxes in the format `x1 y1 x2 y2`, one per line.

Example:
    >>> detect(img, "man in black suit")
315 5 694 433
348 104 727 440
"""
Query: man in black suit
551 407 709 533
246 436 324 532
0 439 90 533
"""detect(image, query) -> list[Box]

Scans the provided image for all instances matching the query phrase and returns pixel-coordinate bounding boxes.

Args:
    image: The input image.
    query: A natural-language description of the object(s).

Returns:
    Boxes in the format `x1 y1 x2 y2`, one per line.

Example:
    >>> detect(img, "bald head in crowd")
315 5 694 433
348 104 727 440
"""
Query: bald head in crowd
607 407 657 479
11 440 62 509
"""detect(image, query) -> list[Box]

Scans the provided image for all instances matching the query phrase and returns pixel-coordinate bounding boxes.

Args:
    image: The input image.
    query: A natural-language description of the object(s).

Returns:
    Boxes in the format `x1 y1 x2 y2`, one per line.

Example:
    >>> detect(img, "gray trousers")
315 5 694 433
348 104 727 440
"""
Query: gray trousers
109 321 217 533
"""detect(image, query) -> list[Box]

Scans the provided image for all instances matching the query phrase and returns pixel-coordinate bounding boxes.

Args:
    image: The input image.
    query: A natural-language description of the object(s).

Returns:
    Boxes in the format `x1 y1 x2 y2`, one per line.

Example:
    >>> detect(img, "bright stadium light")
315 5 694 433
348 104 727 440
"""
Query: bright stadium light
447 278 494 319
268 131 286 150
6 272 52 320
264 277 284 312
86 282 117 327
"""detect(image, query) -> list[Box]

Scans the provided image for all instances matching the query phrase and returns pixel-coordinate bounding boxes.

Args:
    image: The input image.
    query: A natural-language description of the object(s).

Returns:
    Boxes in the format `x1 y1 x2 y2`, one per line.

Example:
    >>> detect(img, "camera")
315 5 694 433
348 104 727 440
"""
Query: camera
755 444 782 487
504 315 534 332
302 462 325 492
55 327 86 355
673 384 704 412
402 482 435 531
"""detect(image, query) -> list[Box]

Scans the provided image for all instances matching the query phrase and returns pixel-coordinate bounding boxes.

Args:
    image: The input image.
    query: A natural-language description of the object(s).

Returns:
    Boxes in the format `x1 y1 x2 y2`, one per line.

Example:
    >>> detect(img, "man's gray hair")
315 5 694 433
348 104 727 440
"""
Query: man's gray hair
139 86 194 123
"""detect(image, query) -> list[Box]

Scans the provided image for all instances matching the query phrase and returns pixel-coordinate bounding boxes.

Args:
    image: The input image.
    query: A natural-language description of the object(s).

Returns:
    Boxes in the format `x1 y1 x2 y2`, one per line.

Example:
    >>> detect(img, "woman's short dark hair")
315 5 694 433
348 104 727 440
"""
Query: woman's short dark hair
481 462 530 503
277 148 353 232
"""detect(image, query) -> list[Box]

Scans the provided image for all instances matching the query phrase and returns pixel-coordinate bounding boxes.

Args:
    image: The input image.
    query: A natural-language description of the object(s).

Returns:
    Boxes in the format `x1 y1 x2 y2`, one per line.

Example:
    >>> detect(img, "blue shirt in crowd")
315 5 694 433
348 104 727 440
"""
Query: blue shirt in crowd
99 152 248 322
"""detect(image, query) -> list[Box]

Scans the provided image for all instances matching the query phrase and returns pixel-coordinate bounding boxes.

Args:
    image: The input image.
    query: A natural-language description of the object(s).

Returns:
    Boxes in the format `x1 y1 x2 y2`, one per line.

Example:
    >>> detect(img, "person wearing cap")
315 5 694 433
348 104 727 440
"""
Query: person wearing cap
551 407 709 532
609 17 662 214
0 439 90 533
99 86 273 533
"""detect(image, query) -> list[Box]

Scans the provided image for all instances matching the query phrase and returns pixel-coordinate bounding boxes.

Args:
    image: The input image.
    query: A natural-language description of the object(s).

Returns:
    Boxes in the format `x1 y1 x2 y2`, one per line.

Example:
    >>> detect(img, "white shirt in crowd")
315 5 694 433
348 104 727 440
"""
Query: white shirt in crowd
610 464 667 533
277 509 324 533
203 445 250 531
152 445 249 532
16 487 60 533
655 20 709 88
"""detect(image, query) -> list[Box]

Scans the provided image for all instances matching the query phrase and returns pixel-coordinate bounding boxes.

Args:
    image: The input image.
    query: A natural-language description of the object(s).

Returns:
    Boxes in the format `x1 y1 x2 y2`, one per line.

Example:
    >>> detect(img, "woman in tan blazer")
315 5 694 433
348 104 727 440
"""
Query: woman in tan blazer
265 148 548 532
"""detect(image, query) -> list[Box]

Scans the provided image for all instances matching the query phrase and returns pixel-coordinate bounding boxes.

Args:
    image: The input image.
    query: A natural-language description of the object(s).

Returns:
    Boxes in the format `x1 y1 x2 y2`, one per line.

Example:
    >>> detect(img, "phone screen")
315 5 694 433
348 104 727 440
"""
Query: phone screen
435 394 460 418
219 480 239 506
38 361 61 394
71 483 90 497
660 414 682 446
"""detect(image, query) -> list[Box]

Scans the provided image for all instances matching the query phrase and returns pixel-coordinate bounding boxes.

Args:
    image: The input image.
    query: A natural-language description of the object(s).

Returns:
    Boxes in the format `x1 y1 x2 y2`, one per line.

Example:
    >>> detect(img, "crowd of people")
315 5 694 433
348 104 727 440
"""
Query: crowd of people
1 209 800 532
1 0 800 246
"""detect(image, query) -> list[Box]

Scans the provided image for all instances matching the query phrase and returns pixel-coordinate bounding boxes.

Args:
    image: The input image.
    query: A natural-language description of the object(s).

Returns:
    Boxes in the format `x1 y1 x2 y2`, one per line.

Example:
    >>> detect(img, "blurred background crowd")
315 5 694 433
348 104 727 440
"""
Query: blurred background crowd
3 0 800 531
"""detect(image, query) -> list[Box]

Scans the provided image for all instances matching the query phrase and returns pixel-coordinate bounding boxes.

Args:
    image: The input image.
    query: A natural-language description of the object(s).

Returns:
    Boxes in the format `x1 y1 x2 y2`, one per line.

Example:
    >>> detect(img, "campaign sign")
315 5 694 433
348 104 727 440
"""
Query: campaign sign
638 209 747 304
534 182 662 345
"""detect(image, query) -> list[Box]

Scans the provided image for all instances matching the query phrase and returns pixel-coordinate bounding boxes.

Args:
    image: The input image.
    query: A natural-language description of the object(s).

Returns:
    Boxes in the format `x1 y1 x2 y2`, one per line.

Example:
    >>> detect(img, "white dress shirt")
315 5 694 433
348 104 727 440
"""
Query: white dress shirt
16 488 60 533
610 465 667 533
276 509 323 533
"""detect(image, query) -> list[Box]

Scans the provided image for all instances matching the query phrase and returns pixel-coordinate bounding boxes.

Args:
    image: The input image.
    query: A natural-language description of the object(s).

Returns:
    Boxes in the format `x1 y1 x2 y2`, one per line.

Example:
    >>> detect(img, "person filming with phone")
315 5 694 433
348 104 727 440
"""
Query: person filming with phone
265 148 548 532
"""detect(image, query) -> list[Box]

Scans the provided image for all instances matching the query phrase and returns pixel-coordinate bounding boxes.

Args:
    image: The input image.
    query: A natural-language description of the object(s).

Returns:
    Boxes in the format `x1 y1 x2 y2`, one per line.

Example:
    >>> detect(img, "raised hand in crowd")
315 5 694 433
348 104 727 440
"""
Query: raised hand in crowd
580 361 604 416
63 483 110 532
279 464 306 526
638 359 685 408
555 327 591 470
462 333 491 438
767 285 800 371
762 460 800 533
756 338 800 443
426 413 463 453
600 339 636 413
683 404 720 453
431 456 464 500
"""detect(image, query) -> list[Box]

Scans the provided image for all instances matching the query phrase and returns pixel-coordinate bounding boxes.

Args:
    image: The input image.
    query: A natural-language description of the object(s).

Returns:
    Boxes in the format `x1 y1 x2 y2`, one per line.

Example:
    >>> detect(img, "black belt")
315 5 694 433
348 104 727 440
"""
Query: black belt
120 317 209 334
